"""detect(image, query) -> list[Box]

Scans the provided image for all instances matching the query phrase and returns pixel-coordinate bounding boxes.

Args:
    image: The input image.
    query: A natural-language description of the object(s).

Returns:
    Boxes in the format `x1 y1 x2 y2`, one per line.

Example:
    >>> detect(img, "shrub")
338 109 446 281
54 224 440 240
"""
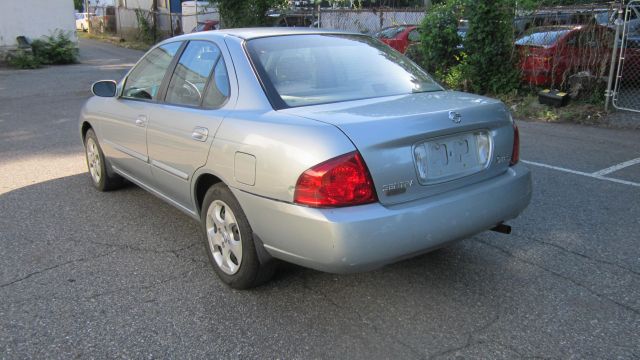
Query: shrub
460 0 519 95
404 43 426 69
417 0 461 76
134 8 156 43
438 55 470 90
7 50 41 69
31 30 78 65
210 0 287 28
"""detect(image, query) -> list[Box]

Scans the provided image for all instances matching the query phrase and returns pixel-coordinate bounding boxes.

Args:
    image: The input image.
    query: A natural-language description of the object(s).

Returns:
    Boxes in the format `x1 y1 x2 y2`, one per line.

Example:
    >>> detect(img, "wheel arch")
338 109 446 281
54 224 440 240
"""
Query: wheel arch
80 121 93 141
194 172 224 216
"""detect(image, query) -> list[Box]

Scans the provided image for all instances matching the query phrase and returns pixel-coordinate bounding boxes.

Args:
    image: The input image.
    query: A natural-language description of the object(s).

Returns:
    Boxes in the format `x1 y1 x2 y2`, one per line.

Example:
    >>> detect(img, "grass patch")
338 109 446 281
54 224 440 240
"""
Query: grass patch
77 31 151 51
499 93 607 126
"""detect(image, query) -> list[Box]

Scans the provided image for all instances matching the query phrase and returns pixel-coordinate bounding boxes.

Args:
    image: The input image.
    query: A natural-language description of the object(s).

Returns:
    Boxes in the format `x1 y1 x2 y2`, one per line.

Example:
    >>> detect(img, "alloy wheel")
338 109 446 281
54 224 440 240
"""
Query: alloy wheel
86 137 101 184
205 200 243 275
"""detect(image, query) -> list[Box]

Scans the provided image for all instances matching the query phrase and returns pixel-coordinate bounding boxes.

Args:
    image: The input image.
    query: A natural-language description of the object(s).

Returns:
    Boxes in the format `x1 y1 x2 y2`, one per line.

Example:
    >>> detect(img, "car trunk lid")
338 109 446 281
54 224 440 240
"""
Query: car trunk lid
281 91 516 206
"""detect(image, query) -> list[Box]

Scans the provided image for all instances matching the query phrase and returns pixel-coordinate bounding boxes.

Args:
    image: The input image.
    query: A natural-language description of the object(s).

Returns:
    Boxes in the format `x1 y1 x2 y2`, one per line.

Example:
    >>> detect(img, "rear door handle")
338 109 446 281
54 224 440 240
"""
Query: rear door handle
191 127 209 142
135 115 147 127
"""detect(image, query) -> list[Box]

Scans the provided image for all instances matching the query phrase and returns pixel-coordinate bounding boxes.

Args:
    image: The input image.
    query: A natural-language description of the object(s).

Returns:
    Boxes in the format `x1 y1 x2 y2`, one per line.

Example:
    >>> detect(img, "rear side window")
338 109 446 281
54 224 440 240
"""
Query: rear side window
122 42 181 100
165 40 229 108
203 57 230 108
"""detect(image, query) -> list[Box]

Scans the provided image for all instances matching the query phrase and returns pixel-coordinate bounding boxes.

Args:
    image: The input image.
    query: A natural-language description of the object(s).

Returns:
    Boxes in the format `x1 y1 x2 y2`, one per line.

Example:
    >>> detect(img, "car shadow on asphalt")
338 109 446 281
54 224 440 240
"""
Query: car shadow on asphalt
0 171 503 297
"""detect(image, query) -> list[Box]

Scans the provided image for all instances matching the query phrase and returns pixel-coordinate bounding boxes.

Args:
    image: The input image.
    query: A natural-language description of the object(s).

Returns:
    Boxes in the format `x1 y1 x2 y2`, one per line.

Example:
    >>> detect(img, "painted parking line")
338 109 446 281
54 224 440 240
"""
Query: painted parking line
592 157 640 176
522 160 640 188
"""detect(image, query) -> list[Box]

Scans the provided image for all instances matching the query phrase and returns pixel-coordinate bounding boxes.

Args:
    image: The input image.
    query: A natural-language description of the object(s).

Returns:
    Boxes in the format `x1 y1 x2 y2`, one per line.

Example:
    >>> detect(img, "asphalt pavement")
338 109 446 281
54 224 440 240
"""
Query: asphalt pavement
1 38 639 359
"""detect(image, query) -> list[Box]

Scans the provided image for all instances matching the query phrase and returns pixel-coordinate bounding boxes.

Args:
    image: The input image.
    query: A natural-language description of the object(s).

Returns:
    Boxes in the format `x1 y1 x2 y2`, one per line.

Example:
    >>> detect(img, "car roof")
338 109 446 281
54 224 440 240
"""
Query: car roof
184 27 358 40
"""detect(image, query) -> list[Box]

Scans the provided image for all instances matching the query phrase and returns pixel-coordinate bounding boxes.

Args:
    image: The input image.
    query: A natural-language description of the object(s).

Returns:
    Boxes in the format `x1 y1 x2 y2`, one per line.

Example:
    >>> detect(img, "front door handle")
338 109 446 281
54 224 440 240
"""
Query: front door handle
135 115 147 127
191 127 209 142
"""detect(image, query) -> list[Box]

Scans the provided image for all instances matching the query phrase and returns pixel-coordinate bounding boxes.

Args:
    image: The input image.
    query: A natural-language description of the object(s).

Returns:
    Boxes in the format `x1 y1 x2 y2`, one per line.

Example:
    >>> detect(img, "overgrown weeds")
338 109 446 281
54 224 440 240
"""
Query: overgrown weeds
6 30 78 69
31 30 78 65
6 51 41 69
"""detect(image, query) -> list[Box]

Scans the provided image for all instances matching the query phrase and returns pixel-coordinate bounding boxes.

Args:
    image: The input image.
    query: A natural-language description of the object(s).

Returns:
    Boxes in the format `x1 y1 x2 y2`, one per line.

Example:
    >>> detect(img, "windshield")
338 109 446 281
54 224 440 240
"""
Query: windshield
516 29 572 47
246 34 443 108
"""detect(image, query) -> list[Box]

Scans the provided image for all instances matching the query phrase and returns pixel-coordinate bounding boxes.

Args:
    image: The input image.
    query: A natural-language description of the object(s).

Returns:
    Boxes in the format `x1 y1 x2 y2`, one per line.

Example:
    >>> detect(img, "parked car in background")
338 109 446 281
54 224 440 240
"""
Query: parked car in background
75 12 93 32
515 25 639 86
374 25 420 53
514 8 609 35
191 20 220 33
595 6 640 34
81 28 530 289
89 6 116 33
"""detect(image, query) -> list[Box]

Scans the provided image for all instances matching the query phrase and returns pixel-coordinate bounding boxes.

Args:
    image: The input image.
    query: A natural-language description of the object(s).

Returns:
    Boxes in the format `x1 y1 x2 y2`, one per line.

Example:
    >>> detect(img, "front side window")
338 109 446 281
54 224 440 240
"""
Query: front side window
408 29 420 42
123 42 181 100
165 40 229 108
246 34 442 108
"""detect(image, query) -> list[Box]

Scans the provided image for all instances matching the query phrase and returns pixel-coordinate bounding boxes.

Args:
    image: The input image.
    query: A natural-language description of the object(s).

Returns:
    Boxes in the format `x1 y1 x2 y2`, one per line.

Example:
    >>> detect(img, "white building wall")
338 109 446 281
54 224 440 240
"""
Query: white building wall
0 0 77 49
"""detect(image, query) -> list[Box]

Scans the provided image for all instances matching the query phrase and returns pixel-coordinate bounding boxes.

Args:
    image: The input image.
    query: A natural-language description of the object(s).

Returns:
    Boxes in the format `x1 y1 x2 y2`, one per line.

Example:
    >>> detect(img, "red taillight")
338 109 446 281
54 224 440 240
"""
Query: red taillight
294 151 377 208
510 124 520 166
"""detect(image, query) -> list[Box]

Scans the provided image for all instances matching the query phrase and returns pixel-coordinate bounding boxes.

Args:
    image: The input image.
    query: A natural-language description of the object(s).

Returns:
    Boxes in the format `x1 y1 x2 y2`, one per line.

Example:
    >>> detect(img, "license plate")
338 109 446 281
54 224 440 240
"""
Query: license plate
414 131 491 184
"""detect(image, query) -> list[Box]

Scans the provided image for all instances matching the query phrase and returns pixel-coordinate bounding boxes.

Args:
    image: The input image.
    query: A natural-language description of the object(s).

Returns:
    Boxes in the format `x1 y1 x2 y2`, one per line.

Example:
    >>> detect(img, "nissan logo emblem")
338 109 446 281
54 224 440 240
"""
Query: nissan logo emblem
449 111 462 124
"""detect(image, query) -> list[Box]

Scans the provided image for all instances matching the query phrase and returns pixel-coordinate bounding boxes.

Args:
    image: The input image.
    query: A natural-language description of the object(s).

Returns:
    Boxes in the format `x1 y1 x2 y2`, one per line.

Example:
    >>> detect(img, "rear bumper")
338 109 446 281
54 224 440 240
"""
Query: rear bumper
233 163 532 273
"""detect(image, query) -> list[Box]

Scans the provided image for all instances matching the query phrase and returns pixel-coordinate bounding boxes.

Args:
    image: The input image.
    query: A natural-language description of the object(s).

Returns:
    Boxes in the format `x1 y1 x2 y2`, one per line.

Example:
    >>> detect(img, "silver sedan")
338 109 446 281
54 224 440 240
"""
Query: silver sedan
80 28 532 289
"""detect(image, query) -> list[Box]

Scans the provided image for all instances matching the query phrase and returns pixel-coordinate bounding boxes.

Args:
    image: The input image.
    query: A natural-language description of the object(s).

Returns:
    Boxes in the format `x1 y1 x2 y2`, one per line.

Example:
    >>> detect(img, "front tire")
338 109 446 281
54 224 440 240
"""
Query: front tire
201 183 276 289
84 128 124 191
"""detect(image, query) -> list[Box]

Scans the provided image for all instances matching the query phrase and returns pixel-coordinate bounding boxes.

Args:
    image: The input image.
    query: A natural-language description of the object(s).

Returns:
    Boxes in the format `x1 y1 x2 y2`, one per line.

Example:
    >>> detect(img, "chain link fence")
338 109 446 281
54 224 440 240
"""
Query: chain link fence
514 3 619 98
316 8 426 33
612 0 640 112
82 2 639 115
87 6 219 42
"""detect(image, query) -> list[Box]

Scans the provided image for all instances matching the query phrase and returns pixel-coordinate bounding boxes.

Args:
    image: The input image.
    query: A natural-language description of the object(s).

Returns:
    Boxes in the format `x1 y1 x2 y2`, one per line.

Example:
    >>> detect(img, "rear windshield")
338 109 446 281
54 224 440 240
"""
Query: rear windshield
245 34 442 109
516 30 571 47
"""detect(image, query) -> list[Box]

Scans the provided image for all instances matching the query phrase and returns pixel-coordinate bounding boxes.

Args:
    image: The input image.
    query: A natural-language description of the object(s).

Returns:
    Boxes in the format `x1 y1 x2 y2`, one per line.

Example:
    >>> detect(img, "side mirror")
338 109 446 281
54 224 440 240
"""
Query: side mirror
91 80 117 97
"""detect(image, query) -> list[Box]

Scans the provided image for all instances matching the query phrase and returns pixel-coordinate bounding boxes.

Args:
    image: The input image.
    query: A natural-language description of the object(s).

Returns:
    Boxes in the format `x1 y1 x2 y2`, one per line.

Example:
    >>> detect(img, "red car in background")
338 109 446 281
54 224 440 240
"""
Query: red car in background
191 20 220 33
374 25 420 53
516 25 640 86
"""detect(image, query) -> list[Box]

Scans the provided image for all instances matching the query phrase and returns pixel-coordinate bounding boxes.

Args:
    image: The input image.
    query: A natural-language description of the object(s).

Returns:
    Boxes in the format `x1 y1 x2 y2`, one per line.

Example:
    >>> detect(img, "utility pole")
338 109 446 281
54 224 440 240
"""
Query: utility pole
85 0 92 32
151 0 158 43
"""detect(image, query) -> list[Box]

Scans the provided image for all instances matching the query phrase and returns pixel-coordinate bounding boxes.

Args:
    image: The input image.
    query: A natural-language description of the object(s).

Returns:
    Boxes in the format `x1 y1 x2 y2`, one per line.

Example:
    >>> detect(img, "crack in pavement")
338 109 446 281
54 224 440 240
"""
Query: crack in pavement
0 250 118 289
477 239 640 316
427 314 501 359
88 240 199 259
518 233 640 277
84 267 203 301
89 240 210 267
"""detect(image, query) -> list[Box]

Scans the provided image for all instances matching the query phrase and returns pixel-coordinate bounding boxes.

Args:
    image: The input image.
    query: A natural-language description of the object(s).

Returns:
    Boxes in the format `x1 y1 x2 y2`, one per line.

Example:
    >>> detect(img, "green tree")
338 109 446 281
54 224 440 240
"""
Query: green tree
209 0 287 28
417 0 461 75
74 0 83 11
461 0 519 94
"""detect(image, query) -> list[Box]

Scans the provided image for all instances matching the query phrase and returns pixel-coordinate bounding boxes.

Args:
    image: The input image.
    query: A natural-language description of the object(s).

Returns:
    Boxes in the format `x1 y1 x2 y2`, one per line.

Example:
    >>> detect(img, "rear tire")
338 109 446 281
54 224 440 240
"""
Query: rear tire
201 183 276 289
84 128 124 191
